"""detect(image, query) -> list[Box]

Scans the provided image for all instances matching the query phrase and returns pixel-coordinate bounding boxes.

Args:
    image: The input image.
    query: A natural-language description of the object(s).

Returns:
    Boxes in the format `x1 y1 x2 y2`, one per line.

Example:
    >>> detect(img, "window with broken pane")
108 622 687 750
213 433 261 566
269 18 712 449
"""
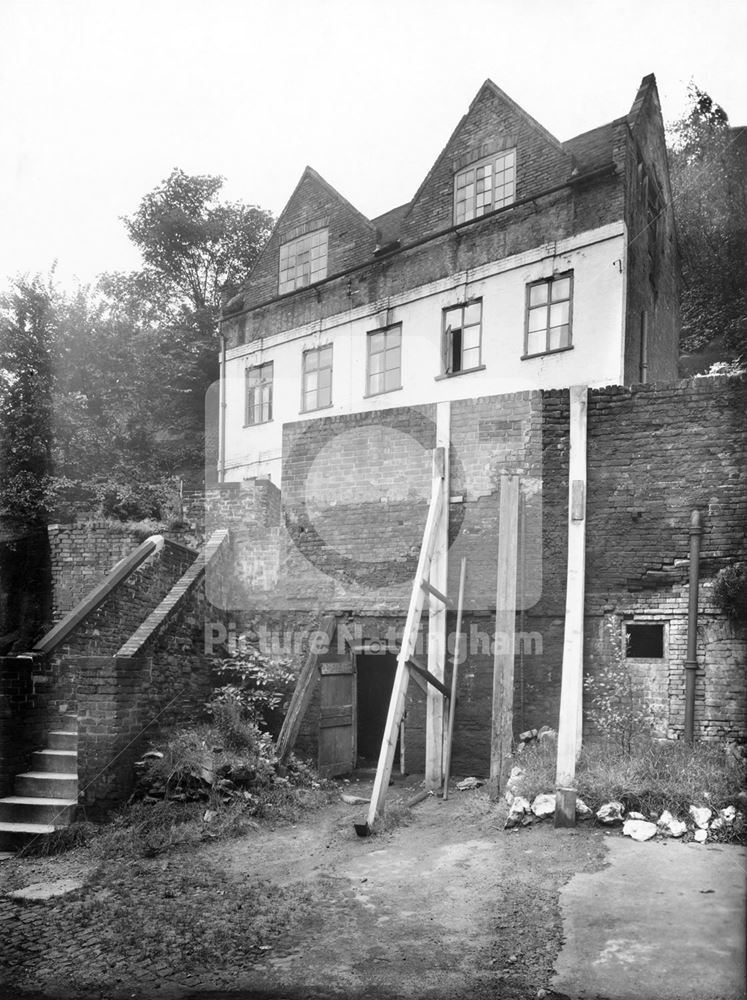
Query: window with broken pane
442 300 482 374
279 228 328 294
454 150 515 224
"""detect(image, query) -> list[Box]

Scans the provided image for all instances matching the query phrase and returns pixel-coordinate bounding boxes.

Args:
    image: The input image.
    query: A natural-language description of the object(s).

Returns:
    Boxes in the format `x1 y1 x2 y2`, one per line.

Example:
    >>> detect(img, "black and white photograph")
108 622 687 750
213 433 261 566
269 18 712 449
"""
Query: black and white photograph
0 1 745 998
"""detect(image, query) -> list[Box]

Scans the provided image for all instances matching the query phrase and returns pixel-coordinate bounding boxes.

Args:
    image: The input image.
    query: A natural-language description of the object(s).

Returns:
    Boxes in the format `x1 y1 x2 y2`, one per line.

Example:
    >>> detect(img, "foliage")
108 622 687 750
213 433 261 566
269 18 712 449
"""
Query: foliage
508 736 746 842
576 738 746 828
0 170 273 523
122 168 273 332
212 632 297 736
583 617 653 755
18 820 97 858
667 84 747 366
712 562 747 621
0 276 56 522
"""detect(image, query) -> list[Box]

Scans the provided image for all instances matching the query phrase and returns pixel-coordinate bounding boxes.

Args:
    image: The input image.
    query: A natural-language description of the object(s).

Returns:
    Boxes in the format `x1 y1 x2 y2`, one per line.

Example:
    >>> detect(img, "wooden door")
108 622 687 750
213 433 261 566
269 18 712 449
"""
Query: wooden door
318 652 356 777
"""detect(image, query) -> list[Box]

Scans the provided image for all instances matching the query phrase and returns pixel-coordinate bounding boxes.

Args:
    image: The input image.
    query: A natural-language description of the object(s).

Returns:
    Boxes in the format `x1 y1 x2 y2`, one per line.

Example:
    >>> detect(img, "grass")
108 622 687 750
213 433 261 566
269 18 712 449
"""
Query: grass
509 737 746 840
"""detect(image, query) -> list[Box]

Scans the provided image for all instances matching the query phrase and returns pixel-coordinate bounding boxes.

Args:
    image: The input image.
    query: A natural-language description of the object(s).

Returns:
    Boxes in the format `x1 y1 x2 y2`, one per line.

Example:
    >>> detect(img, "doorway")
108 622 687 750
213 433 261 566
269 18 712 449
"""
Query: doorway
356 651 398 767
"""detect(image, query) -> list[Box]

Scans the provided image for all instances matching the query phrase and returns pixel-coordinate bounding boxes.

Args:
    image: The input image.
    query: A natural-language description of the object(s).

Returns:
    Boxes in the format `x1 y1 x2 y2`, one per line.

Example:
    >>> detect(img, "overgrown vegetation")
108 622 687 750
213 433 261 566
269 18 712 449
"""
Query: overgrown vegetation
713 562 747 621
511 737 746 842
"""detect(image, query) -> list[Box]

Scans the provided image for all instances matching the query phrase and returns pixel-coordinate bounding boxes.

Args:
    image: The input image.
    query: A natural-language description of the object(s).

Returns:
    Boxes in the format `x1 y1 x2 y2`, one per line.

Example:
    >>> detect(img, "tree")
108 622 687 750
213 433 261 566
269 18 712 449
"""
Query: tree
0 276 56 522
122 169 274 474
122 168 273 335
668 85 747 369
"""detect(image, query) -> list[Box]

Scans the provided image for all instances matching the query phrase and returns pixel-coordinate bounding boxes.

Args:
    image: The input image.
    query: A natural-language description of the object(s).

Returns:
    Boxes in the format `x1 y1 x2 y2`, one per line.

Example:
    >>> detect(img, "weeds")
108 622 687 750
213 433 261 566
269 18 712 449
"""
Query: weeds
18 821 97 858
510 736 746 841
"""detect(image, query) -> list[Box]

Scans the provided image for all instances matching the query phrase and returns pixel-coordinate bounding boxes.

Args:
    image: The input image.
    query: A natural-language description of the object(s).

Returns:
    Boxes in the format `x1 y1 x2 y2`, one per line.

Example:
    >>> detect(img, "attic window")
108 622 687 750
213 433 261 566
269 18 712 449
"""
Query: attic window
279 227 328 294
454 150 515 224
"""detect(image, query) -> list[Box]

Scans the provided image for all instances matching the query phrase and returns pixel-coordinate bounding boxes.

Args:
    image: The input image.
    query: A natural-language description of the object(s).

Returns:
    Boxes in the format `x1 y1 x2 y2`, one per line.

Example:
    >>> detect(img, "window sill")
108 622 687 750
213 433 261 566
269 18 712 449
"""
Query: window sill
521 345 574 361
300 403 334 415
243 420 273 428
434 364 486 381
363 385 403 399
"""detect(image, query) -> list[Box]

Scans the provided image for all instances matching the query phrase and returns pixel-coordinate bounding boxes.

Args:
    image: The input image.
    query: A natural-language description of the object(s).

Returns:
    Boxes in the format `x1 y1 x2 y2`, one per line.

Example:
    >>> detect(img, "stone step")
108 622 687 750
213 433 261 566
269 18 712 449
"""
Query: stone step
15 772 78 798
31 750 78 774
0 821 56 852
0 797 77 825
59 714 78 730
48 731 78 751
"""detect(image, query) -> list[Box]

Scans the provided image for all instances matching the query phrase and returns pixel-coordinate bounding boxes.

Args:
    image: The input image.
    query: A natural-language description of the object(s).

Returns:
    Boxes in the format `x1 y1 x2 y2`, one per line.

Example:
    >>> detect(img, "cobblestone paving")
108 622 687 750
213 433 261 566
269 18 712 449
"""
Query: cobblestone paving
0 846 310 999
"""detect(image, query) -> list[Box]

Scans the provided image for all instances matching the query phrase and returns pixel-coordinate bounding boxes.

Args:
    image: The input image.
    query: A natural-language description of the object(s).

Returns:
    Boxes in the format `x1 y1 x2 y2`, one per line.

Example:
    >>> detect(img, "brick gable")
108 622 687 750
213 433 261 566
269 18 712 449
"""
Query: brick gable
400 80 573 243
242 167 378 309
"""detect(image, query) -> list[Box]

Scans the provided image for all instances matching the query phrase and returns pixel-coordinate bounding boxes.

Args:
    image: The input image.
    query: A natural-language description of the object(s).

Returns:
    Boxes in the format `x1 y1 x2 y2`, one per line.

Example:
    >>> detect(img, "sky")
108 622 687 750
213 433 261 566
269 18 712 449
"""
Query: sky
2 0 746 290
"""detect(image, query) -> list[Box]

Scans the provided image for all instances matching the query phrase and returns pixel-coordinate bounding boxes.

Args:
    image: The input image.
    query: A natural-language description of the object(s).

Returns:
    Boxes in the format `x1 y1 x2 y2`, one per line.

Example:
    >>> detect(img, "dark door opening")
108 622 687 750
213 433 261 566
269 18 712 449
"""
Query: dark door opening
356 652 398 767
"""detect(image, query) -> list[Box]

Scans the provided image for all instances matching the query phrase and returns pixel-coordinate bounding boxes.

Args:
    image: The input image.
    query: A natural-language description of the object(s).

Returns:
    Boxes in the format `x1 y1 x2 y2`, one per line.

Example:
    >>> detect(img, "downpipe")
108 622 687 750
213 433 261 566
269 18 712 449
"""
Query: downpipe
684 509 703 743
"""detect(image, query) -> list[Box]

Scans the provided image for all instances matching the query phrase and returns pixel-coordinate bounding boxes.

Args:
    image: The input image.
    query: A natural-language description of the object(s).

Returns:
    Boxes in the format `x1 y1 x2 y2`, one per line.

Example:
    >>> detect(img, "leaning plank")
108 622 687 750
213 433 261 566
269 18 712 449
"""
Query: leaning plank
366 478 444 829
276 615 337 764
489 475 519 800
443 557 467 801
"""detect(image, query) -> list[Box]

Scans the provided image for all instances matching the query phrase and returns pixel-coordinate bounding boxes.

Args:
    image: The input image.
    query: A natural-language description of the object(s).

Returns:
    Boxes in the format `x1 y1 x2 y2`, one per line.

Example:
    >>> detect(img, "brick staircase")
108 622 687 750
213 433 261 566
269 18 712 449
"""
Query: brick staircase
0 714 78 852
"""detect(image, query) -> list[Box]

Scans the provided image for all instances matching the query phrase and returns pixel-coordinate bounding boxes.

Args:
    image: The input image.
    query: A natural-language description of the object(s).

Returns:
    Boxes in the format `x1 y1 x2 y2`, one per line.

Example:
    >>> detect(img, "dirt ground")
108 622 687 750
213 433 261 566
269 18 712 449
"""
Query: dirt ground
0 777 608 1000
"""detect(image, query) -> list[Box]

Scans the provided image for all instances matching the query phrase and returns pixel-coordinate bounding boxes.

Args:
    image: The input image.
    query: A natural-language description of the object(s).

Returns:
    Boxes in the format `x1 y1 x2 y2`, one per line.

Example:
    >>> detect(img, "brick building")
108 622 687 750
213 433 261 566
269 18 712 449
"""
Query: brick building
218 74 679 485
200 75 747 780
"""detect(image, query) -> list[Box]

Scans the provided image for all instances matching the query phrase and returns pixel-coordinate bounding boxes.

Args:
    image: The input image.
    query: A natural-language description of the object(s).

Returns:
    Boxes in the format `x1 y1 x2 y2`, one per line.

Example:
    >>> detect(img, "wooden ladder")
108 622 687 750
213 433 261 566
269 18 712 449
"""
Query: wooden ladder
364 446 453 830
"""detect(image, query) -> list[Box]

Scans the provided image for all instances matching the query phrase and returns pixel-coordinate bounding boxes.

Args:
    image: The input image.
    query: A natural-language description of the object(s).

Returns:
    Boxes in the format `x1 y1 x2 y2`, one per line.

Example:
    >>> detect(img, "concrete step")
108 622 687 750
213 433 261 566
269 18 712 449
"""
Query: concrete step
0 797 77 825
15 772 78 798
0 821 57 852
31 750 78 774
48 731 78 751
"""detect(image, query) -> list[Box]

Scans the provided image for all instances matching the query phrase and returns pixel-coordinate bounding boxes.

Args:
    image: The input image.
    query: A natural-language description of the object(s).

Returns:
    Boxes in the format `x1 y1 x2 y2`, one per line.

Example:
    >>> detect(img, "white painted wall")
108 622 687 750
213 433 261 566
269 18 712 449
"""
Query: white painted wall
222 223 625 485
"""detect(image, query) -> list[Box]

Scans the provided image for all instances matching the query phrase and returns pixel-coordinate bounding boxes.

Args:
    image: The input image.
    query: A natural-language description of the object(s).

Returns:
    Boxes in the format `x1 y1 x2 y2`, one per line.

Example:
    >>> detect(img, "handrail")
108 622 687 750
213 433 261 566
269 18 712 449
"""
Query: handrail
33 535 165 656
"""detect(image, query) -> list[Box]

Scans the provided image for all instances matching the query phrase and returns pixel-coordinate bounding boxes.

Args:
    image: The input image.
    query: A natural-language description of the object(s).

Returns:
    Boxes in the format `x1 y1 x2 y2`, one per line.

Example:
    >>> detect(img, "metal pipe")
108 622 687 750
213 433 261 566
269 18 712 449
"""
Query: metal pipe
684 509 703 743
218 333 227 484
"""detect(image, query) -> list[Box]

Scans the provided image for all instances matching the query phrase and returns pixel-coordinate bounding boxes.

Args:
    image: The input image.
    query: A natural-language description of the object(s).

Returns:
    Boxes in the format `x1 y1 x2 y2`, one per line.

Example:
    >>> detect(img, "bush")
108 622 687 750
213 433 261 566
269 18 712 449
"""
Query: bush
211 633 297 735
713 562 747 621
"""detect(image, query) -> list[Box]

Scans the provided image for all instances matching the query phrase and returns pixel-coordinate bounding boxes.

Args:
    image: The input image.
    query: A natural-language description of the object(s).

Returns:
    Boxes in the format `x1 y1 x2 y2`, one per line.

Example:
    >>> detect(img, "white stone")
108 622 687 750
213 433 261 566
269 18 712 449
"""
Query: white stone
531 793 556 818
689 805 712 830
596 801 625 824
710 817 725 832
622 819 658 842
575 797 592 818
719 805 736 824
657 809 674 827
505 796 531 829
627 811 647 821
693 828 708 843
8 878 84 902
662 817 687 838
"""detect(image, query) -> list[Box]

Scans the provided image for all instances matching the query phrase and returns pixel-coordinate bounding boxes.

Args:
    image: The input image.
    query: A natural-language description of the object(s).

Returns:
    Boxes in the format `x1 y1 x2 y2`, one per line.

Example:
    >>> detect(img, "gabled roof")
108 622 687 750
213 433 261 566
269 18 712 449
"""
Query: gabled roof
562 122 617 173
371 203 409 246
273 165 376 237
627 73 659 130
475 79 565 151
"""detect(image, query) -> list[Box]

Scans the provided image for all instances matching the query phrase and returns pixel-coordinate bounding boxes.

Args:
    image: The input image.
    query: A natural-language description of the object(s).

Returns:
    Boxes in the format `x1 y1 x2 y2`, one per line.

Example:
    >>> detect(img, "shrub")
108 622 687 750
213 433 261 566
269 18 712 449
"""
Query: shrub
584 617 654 754
713 562 747 621
211 632 297 735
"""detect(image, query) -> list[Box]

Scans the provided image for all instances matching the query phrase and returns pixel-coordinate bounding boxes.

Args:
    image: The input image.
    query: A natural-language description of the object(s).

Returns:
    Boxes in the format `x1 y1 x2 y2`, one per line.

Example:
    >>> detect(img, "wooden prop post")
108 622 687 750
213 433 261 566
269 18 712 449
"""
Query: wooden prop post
365 446 446 830
489 475 520 801
426 401 450 790
555 385 588 827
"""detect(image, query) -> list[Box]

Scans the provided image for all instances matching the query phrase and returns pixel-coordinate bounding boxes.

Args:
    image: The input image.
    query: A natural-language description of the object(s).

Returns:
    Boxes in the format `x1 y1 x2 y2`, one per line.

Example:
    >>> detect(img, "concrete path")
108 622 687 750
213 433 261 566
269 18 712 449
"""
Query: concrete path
553 837 746 1000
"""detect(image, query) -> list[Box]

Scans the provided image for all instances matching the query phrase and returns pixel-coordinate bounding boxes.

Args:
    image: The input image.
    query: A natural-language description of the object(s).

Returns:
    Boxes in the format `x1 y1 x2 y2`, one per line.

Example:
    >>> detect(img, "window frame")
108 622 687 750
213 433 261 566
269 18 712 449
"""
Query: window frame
454 149 516 225
301 344 333 413
278 227 329 295
624 621 666 660
244 361 274 427
440 299 483 377
365 323 403 397
523 272 574 359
